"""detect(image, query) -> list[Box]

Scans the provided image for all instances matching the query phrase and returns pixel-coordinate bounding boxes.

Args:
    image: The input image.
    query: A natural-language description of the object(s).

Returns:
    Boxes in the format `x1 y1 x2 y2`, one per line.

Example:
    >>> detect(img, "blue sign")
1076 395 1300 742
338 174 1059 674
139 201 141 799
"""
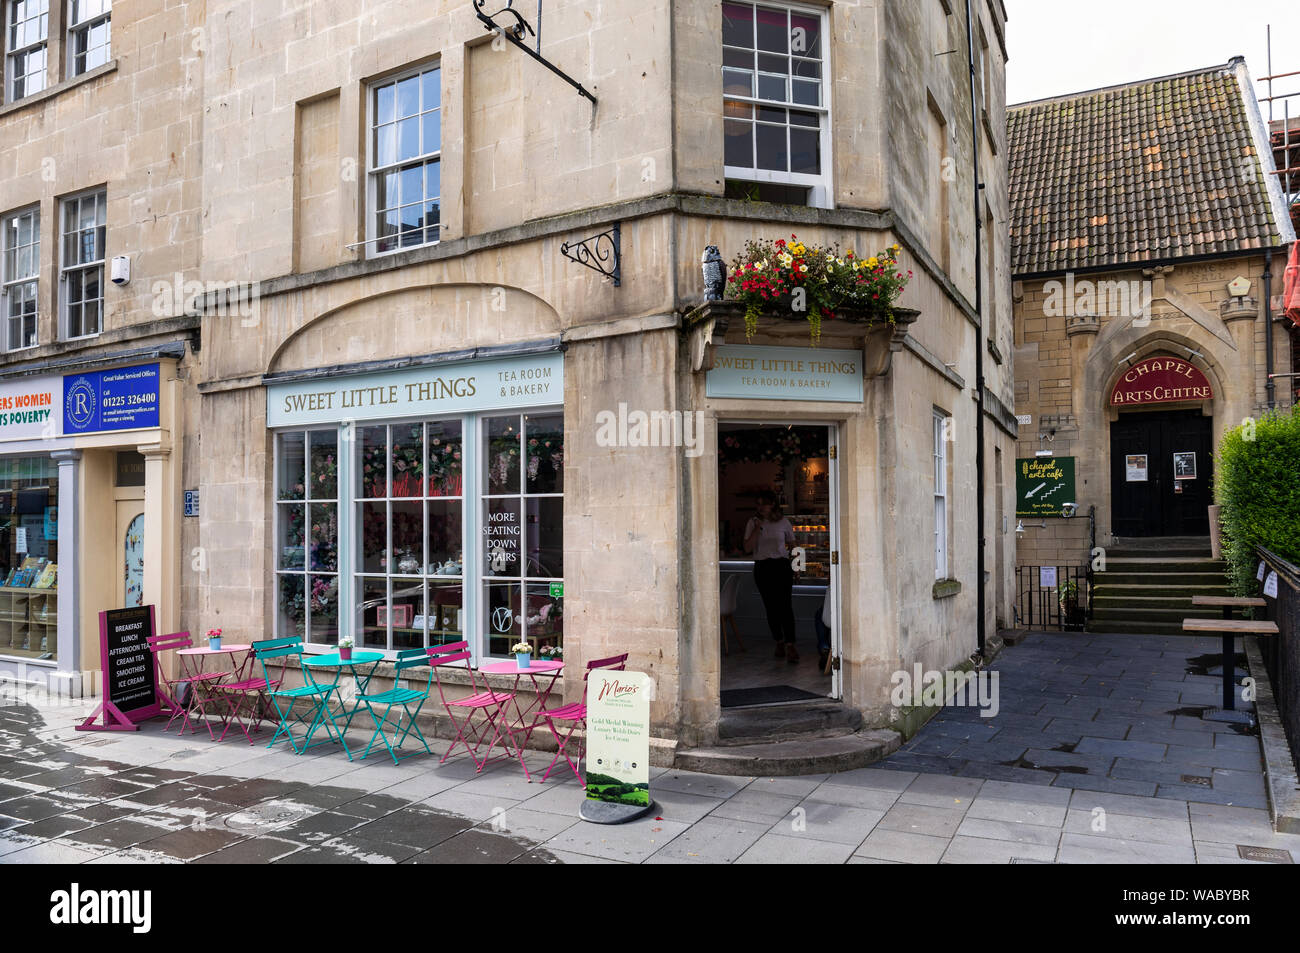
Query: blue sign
184 490 200 517
63 364 161 434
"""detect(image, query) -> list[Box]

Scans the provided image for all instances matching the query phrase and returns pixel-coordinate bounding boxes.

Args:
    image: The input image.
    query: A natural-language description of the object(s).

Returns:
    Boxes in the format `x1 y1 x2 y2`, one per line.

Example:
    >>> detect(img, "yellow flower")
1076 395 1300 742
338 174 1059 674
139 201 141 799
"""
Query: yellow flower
868 257 879 267
891 243 900 251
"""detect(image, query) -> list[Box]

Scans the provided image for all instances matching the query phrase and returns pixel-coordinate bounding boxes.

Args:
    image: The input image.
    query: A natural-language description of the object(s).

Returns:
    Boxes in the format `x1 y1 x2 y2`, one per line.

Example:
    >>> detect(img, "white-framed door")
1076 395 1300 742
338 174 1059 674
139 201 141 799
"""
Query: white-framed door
826 422 842 700
716 418 843 703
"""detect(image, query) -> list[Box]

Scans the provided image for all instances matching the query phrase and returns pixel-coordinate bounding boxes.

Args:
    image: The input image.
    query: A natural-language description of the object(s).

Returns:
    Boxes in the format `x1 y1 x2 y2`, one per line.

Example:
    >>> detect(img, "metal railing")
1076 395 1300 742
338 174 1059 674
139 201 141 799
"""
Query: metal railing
1257 546 1300 769
1014 564 1092 631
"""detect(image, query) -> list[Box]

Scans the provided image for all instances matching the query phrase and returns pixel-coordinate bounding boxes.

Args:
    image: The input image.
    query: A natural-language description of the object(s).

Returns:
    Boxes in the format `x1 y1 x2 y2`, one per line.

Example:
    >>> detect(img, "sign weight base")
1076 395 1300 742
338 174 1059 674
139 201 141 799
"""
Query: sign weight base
579 798 657 825
75 700 141 732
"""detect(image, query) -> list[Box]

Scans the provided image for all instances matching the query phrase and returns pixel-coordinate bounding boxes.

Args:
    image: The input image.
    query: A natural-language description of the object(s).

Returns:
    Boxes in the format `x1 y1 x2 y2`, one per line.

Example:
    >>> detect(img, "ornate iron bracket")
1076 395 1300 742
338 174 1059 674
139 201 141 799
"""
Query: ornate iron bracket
472 0 597 106
561 222 620 286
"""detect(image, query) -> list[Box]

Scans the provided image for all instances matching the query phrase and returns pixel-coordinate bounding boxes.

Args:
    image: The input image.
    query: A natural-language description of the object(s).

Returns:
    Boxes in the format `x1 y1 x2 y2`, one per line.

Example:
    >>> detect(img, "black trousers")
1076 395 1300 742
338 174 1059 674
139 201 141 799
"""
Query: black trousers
753 558 796 644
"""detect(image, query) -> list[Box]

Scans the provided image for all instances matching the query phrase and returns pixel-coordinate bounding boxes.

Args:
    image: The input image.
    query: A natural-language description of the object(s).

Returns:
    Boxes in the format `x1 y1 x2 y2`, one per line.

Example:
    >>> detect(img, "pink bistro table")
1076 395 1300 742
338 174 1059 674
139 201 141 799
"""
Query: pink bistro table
175 644 252 738
479 659 565 765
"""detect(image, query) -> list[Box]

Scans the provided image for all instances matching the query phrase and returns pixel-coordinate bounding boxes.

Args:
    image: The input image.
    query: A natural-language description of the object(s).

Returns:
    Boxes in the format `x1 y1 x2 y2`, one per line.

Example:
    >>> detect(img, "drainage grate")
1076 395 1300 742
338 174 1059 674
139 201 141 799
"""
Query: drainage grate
1237 845 1293 864
1181 774 1213 786
168 749 202 760
1010 857 1051 863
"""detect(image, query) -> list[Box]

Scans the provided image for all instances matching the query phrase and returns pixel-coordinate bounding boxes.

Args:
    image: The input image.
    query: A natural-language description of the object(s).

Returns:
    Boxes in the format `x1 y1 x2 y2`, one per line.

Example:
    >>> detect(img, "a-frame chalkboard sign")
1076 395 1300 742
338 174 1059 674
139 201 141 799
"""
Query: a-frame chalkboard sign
76 605 165 732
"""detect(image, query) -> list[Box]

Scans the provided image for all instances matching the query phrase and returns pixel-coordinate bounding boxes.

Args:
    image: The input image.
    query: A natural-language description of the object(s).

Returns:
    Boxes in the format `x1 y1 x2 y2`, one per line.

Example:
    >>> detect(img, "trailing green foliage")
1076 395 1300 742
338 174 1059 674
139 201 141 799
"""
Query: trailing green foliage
1215 406 1300 596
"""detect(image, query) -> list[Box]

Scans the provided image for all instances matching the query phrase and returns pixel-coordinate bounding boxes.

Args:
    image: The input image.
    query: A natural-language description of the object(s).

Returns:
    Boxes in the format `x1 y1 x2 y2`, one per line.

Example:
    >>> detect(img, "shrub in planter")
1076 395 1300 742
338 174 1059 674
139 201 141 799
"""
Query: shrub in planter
1215 405 1300 596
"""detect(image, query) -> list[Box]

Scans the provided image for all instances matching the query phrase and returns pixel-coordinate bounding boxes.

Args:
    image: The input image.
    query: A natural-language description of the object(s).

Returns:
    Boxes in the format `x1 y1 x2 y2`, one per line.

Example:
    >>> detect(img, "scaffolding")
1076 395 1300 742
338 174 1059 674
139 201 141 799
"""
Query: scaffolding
1260 25 1300 230
1258 26 1300 405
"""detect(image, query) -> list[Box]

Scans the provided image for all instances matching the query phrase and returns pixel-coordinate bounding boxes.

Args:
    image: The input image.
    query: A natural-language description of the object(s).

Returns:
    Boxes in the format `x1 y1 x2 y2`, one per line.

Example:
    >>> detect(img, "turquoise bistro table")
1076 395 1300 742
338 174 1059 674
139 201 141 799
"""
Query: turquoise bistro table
301 650 384 759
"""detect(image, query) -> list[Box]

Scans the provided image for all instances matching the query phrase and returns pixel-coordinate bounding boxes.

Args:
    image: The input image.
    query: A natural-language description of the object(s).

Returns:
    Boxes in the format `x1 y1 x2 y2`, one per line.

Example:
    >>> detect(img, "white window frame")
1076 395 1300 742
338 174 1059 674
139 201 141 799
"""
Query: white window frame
2 205 40 352
5 0 48 102
363 60 442 260
478 410 564 661
271 404 564 664
933 410 949 580
721 0 834 209
59 186 105 341
65 0 109 79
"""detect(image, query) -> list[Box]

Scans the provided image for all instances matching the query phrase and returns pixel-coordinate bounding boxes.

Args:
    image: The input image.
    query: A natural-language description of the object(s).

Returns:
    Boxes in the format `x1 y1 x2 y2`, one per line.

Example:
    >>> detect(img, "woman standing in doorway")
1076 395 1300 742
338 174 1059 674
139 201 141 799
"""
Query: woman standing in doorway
744 491 799 663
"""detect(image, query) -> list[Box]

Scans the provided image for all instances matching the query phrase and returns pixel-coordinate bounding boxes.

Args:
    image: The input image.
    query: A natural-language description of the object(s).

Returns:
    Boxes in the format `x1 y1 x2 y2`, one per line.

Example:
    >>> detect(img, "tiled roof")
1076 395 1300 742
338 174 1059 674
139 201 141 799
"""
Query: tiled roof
1009 62 1286 276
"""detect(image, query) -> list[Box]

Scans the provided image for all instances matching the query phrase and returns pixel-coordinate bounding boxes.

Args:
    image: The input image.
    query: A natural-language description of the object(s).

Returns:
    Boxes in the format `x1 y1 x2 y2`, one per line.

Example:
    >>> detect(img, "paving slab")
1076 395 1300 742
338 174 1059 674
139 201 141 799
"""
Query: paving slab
736 831 856 864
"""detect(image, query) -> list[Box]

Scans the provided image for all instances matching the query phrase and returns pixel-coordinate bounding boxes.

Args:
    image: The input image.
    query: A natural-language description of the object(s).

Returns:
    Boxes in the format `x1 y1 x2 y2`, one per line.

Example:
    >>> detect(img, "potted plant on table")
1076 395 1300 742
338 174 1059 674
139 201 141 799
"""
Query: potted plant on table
338 636 354 661
512 641 532 669
1058 580 1085 630
206 628 223 651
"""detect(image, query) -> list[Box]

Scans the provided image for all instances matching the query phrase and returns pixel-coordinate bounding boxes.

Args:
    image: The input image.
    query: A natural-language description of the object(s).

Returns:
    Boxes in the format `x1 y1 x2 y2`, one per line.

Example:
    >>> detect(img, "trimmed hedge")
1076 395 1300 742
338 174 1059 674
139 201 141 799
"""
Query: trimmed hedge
1215 405 1300 596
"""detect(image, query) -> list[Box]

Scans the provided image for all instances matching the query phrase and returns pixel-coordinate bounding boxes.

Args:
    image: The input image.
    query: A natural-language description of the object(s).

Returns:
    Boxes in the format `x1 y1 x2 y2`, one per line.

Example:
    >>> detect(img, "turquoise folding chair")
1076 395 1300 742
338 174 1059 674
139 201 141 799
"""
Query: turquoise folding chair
252 638 344 756
357 648 436 764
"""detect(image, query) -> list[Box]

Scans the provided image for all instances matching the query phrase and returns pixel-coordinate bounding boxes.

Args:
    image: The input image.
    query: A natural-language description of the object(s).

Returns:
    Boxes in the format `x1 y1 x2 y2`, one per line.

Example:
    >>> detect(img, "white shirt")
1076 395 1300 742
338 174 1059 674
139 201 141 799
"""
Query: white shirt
749 517 795 560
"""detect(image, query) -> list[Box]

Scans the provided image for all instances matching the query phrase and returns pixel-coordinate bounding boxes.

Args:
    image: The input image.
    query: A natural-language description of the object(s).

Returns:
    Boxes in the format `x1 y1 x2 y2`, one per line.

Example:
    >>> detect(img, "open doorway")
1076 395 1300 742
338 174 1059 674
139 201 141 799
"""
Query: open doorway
718 421 840 707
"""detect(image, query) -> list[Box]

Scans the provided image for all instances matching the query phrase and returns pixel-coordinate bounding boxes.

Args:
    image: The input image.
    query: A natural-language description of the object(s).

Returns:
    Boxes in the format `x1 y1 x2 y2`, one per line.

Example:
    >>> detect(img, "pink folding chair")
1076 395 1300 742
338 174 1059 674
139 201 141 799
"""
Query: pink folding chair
214 638 291 744
537 653 629 784
428 641 522 775
146 632 228 737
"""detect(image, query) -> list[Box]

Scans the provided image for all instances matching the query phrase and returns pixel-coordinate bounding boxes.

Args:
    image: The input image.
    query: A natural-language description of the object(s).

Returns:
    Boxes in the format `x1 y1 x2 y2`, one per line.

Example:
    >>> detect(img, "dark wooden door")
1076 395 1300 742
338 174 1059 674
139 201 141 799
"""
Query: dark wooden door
1110 410 1212 537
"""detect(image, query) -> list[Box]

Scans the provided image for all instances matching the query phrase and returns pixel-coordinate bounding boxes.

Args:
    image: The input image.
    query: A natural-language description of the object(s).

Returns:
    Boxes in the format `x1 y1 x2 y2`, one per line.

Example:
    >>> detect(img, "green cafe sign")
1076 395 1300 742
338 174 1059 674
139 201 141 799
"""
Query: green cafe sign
1016 456 1076 517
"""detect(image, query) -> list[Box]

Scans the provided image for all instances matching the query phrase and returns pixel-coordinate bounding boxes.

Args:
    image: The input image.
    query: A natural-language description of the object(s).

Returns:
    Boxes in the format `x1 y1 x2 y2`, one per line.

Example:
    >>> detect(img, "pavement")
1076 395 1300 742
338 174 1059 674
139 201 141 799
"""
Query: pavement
1 630 1298 864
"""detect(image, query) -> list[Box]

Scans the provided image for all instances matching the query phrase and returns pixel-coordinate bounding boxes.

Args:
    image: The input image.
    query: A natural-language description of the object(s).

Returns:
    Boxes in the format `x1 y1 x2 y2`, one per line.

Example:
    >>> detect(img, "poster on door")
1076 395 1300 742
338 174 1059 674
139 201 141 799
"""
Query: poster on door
1125 454 1148 482
585 670 652 807
1173 451 1197 480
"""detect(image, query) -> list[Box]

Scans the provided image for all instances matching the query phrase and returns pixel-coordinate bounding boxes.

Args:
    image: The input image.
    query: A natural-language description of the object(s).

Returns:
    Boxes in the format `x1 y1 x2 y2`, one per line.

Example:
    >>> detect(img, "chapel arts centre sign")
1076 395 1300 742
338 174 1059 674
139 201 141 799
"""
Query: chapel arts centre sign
1110 357 1213 406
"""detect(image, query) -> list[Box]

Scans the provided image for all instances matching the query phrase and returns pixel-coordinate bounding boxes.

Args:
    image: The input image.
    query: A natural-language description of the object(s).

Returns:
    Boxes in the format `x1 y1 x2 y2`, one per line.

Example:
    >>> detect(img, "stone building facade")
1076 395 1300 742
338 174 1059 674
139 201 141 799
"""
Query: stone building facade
0 1 202 690
3 0 1016 761
1009 60 1296 579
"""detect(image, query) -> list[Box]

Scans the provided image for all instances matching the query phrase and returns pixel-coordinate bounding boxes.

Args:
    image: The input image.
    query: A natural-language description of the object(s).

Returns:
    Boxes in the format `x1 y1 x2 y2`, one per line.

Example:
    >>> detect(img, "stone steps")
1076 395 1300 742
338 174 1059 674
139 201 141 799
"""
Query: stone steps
675 729 903 776
716 700 862 745
1086 543 1229 634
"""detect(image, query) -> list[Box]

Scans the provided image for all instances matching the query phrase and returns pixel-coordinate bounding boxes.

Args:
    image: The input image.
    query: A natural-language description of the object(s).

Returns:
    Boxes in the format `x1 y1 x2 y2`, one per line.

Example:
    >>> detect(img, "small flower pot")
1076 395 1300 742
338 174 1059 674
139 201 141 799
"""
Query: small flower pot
209 637 222 651
515 652 531 669
339 646 353 661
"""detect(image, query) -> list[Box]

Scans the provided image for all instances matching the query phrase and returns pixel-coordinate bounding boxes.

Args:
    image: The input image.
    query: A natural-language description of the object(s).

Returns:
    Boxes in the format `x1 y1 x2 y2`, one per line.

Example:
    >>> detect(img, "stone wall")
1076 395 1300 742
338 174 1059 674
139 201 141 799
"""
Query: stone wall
1011 254 1296 571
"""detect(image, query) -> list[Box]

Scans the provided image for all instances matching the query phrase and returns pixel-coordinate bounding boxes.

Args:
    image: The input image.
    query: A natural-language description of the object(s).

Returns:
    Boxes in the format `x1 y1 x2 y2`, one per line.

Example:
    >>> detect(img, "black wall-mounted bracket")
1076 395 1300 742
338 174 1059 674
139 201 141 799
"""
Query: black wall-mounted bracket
561 222 620 286
472 0 597 106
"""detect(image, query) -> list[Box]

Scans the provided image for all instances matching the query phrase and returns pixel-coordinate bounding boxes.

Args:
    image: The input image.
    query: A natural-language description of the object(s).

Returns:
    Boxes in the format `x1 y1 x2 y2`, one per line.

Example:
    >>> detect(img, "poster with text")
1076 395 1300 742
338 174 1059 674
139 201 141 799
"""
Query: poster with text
585 670 652 807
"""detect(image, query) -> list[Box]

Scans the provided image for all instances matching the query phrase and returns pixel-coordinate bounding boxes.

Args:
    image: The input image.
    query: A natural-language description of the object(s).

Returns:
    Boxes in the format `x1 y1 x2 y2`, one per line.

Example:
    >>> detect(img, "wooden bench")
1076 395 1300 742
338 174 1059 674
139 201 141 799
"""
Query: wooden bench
1182 606 1277 710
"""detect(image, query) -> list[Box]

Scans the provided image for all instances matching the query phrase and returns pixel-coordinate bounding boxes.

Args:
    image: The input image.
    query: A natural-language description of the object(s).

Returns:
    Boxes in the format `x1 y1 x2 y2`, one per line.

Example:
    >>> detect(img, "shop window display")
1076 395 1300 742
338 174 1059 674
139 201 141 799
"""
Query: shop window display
275 430 339 644
482 412 564 657
356 419 464 651
0 456 58 660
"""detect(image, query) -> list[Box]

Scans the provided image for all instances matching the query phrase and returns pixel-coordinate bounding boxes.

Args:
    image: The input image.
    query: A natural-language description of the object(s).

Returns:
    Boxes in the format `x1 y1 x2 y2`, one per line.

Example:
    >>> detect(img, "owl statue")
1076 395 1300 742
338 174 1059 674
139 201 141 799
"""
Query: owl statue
702 245 725 301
